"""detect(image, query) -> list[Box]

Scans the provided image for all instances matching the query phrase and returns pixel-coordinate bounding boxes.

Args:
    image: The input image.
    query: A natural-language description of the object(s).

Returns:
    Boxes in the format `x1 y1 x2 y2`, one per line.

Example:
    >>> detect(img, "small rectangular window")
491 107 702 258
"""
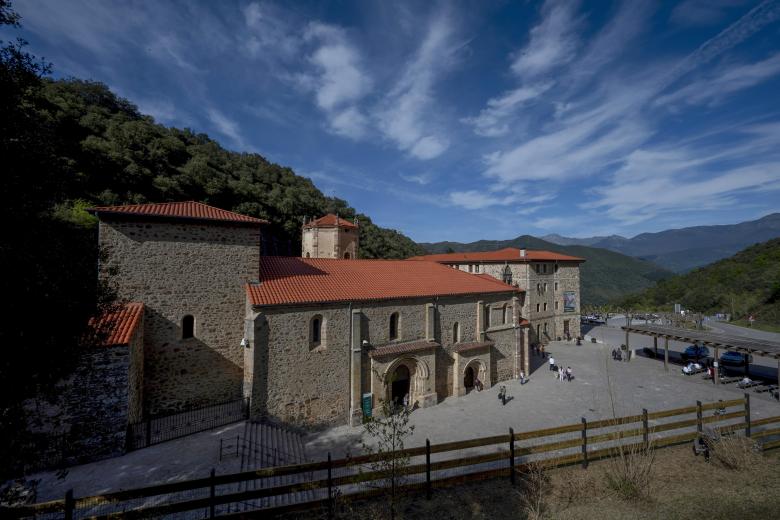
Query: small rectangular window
555 282 559 291
555 301 559 310
536 303 540 312
543 283 548 292
544 303 548 311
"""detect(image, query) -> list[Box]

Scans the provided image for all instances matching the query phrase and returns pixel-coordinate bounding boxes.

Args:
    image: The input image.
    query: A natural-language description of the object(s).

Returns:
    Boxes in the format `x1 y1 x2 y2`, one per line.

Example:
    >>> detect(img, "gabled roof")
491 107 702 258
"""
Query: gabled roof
246 257 521 306
88 303 144 347
88 201 267 225
303 214 358 229
407 247 585 263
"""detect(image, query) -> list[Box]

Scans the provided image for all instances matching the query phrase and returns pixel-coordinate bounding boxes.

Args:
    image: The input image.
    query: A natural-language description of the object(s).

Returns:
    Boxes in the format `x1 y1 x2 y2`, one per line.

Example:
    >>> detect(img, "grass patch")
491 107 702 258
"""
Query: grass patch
729 320 780 334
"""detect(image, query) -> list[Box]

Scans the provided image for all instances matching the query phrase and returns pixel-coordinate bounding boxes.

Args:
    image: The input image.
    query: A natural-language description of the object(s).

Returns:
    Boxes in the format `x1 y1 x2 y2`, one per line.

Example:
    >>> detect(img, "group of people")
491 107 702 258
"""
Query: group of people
532 343 546 357
548 356 574 382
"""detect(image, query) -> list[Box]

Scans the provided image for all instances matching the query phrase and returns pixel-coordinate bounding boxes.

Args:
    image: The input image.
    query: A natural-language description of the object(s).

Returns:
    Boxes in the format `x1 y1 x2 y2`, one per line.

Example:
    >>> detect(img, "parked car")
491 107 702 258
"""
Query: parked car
681 345 710 362
719 351 753 367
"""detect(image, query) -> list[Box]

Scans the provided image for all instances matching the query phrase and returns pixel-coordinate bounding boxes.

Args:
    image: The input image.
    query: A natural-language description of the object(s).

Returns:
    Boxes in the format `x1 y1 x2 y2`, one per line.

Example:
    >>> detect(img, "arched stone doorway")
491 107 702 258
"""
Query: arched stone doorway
464 365 475 391
390 364 410 406
382 357 431 410
463 360 486 393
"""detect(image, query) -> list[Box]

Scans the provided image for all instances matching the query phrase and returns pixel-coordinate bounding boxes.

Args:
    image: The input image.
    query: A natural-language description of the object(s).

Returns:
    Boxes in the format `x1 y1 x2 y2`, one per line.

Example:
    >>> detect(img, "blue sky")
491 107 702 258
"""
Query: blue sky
5 0 780 242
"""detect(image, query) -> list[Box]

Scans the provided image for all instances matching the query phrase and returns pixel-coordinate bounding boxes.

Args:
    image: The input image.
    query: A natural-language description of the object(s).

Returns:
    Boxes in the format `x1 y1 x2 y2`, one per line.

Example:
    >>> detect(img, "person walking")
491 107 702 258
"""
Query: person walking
566 366 572 382
549 356 555 371
519 370 526 385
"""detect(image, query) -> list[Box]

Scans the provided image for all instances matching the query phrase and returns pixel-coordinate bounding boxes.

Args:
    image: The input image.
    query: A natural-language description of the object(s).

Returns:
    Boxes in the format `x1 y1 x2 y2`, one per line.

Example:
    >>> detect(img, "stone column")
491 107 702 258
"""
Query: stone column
453 351 462 396
523 327 529 375
425 303 435 342
477 301 485 341
349 309 363 426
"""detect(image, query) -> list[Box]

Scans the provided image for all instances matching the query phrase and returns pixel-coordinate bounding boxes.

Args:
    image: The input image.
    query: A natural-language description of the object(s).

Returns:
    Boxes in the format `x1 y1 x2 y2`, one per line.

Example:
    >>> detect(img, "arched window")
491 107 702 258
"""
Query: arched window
483 305 491 330
182 315 195 339
452 322 460 343
344 252 351 259
389 312 399 340
502 304 508 325
502 265 512 285
305 252 311 258
310 315 325 349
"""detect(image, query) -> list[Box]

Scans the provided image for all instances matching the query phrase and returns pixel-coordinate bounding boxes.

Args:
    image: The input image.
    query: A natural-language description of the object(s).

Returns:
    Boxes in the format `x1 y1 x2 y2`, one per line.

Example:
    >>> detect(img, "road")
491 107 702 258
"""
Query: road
582 317 780 383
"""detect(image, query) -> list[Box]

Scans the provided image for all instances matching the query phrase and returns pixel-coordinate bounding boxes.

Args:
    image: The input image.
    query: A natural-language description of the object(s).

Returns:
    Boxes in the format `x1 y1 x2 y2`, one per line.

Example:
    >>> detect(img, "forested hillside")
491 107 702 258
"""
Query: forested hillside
421 236 671 305
618 239 780 325
32 79 424 259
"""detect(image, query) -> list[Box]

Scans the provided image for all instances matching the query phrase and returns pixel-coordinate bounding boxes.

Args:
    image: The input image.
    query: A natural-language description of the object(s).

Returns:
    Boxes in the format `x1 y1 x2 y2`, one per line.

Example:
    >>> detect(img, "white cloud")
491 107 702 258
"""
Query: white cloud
400 171 435 185
206 108 246 149
671 0 747 27
533 216 569 229
448 190 523 210
375 13 457 160
463 82 553 137
296 22 372 140
656 53 780 107
510 0 581 78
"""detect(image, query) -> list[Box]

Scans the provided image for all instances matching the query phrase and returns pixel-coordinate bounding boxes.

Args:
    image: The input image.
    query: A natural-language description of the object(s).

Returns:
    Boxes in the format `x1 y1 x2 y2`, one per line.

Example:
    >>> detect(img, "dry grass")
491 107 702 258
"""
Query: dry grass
603 440 656 500
515 461 548 520
706 431 763 471
282 447 780 520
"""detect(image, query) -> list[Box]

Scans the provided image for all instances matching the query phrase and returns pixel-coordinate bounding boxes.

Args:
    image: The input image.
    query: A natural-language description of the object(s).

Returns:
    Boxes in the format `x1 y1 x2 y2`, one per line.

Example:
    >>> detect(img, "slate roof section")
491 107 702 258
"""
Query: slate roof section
88 201 267 225
88 303 144 347
369 340 440 358
304 214 358 229
407 247 585 263
453 341 494 354
246 257 522 306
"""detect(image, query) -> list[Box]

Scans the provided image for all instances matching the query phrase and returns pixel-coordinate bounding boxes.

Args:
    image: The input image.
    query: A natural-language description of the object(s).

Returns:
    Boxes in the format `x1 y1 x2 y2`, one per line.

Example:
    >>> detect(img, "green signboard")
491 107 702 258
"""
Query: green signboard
361 393 373 418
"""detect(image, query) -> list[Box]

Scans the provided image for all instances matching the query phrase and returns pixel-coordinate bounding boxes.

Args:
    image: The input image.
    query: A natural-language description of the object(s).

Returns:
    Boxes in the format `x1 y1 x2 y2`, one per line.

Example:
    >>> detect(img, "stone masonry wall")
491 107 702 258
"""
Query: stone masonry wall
302 226 358 259
249 292 519 426
99 219 261 416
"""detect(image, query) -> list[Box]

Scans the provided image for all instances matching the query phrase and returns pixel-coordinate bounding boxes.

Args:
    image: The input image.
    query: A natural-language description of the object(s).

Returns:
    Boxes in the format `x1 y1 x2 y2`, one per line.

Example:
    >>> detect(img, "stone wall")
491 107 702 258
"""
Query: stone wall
99 219 261 415
301 226 359 259
247 292 520 426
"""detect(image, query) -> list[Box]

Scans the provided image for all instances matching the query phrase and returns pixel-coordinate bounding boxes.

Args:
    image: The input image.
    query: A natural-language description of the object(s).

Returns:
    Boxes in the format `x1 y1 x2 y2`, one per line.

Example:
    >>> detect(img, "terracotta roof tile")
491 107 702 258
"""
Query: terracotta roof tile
88 303 144 347
247 257 521 306
88 201 267 225
369 340 440 358
453 341 494 354
304 214 358 229
408 247 585 263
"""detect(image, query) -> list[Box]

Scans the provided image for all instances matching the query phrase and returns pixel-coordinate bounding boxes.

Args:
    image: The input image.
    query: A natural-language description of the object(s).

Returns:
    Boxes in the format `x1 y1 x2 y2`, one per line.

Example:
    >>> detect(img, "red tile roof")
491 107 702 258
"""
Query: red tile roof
247 257 522 306
88 201 267 225
88 303 144 347
304 214 358 229
369 340 440 358
408 247 585 263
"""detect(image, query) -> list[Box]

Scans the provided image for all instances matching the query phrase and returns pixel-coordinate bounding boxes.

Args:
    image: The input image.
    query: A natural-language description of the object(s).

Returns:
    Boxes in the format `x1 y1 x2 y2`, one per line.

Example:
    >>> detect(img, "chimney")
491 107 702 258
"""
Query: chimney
519 248 527 258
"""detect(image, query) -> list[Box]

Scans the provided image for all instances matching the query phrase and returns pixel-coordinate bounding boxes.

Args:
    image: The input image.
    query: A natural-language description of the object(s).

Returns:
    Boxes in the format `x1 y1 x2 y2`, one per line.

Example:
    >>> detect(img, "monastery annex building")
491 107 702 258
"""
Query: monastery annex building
74 201 582 456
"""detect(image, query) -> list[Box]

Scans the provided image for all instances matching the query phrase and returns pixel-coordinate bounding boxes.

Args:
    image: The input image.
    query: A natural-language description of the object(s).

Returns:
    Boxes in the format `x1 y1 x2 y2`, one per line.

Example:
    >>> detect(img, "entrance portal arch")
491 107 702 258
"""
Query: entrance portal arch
463 359 487 393
382 357 430 409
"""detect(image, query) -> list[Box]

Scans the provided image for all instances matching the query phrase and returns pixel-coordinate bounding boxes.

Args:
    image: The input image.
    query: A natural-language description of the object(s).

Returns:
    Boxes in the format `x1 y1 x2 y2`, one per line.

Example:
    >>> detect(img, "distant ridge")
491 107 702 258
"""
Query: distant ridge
538 213 780 272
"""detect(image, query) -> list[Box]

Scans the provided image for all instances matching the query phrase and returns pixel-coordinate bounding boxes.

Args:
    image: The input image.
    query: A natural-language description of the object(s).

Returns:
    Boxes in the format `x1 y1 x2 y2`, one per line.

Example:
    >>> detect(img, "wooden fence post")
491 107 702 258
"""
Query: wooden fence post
642 408 649 449
64 489 74 520
245 397 251 420
581 418 588 469
235 435 239 458
219 438 223 462
426 439 432 499
509 428 515 485
209 468 215 519
696 401 703 433
745 393 751 438
145 419 152 447
327 452 333 520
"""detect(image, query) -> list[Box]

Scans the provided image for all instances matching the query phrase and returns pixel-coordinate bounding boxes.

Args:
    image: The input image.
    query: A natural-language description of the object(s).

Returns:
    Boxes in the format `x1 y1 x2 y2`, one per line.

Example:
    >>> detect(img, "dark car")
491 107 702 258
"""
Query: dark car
719 351 753 367
681 345 710 362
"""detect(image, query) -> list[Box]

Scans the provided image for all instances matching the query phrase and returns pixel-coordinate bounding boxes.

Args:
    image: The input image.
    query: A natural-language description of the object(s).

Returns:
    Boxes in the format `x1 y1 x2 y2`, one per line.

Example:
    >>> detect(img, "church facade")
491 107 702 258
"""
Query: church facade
83 201 581 447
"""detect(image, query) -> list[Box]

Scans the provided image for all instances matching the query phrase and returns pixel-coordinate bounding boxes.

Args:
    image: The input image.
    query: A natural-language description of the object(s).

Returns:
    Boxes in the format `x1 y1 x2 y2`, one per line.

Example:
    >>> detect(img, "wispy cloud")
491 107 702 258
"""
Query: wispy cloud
206 108 246 149
671 0 749 27
656 52 780 107
375 11 458 160
463 82 552 137
509 0 581 78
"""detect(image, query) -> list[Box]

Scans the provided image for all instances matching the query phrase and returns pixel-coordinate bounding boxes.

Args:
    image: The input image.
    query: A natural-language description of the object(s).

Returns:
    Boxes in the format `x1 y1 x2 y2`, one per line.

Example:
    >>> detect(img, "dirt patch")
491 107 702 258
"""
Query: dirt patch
282 446 780 519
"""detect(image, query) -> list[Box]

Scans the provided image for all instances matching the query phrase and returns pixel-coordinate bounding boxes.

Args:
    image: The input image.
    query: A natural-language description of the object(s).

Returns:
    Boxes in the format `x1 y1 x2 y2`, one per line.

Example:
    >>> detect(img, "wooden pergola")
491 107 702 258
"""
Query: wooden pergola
622 324 780 385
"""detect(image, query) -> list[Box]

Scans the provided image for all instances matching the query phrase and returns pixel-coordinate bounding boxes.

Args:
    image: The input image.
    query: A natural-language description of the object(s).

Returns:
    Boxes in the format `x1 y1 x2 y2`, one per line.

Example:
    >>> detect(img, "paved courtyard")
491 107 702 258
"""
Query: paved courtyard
26 325 780 503
306 335 780 458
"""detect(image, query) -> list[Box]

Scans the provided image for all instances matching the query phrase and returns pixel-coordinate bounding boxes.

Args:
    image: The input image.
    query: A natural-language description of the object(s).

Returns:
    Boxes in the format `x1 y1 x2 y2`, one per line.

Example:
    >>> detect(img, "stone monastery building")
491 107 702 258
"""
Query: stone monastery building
85 201 582 451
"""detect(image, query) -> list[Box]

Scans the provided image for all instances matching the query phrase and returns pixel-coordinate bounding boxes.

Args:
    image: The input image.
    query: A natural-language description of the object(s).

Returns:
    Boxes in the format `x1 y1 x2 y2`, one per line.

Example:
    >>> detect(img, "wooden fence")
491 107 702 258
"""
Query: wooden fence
5 395 780 519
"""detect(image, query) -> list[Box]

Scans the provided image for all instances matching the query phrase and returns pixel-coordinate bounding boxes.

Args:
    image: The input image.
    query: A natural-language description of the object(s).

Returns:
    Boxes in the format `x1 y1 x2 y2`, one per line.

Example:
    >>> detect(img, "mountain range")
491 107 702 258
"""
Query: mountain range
541 213 780 272
419 235 672 305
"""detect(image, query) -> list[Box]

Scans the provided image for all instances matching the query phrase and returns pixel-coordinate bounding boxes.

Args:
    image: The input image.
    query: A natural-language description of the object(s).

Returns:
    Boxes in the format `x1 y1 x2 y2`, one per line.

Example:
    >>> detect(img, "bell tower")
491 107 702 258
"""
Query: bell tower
302 214 359 259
